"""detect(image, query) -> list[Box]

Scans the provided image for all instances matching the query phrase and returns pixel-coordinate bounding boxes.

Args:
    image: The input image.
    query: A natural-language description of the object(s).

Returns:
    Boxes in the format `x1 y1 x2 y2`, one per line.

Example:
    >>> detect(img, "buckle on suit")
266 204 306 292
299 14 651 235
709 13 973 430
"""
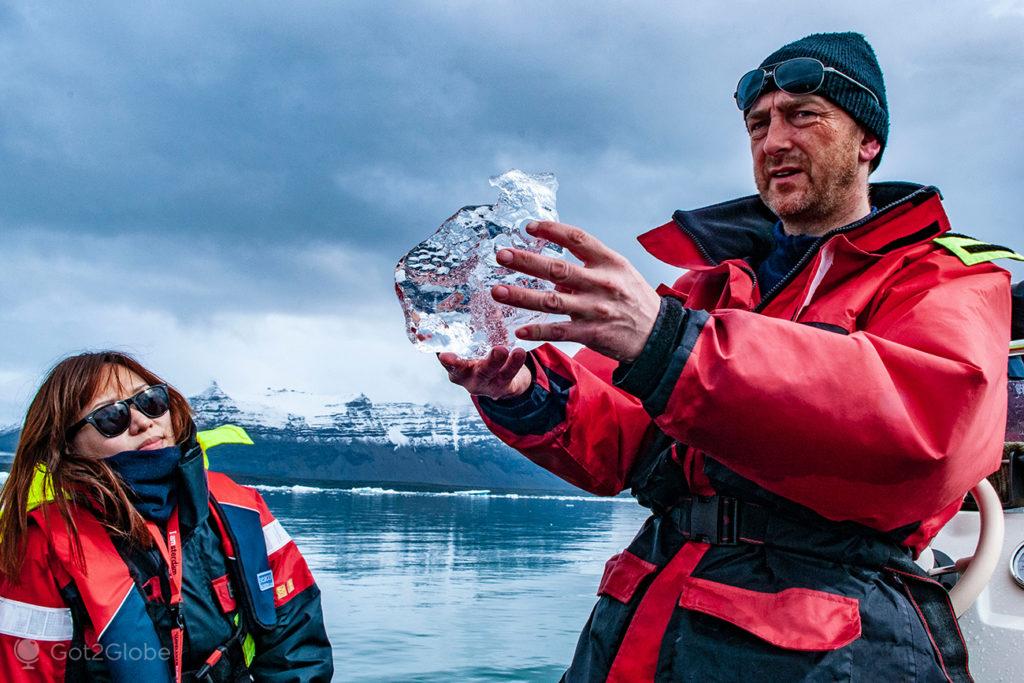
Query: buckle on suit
687 496 738 545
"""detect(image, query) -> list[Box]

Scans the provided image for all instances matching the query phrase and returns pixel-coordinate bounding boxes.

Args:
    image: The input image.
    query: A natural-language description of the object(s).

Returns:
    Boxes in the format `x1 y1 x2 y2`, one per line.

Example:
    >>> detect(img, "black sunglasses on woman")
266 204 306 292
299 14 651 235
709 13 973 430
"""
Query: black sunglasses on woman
66 384 171 439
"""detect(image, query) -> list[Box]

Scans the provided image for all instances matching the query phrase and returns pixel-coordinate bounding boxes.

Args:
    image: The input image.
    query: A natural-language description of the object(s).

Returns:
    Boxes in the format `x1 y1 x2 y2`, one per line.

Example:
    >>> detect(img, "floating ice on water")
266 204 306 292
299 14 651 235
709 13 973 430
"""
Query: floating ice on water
395 169 564 358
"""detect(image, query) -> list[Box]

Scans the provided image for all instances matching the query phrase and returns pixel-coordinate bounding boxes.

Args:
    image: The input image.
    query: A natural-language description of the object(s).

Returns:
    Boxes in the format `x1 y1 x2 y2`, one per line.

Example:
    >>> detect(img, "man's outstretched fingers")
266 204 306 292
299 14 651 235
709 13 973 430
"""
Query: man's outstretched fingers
496 248 584 287
437 352 460 371
515 321 577 343
476 347 509 380
438 352 470 378
492 347 528 388
492 284 584 316
525 221 612 265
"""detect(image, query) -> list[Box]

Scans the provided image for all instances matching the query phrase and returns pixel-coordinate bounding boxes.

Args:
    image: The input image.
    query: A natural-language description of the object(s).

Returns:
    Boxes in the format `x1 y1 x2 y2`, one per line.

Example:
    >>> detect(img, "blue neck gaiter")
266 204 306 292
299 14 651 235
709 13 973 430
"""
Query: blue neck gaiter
756 207 879 296
756 221 819 296
106 446 181 524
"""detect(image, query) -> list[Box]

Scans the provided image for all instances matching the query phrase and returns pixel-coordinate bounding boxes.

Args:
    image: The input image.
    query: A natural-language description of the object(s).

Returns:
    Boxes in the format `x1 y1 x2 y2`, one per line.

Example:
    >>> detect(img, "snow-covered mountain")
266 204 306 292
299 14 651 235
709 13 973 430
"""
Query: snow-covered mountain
0 383 576 492
186 382 572 491
190 382 495 452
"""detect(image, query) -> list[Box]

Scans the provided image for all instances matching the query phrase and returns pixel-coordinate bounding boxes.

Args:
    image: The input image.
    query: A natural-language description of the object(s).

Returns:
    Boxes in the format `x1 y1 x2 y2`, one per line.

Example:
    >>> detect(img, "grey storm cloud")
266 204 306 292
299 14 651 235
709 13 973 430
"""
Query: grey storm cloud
2 1 1022 255
1 0 1023 422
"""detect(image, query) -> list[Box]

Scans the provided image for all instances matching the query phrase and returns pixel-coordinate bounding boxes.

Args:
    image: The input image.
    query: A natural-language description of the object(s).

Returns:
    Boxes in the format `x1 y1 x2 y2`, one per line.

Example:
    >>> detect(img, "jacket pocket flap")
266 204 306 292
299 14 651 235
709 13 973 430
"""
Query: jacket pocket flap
678 576 861 651
212 574 237 614
598 551 658 604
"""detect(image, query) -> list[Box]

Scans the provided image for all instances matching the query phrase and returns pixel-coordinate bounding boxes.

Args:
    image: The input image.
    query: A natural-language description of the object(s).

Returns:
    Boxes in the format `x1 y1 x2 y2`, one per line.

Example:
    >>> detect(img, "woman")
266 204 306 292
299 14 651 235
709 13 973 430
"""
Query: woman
0 351 333 681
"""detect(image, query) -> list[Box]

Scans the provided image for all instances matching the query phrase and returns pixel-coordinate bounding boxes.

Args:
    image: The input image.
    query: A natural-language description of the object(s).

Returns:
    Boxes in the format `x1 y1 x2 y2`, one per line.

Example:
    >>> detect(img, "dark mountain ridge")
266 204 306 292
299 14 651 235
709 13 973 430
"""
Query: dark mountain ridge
0 383 575 493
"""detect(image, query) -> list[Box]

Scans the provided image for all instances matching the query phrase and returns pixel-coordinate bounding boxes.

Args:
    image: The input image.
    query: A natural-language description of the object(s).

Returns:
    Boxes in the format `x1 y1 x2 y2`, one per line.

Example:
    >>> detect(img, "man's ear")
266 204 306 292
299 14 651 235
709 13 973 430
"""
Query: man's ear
859 130 881 165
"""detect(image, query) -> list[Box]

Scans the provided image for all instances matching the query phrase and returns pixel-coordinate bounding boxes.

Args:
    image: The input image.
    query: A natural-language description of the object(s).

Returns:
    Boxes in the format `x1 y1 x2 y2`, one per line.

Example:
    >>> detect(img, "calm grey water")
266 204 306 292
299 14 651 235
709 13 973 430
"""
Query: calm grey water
254 483 650 682
0 464 651 681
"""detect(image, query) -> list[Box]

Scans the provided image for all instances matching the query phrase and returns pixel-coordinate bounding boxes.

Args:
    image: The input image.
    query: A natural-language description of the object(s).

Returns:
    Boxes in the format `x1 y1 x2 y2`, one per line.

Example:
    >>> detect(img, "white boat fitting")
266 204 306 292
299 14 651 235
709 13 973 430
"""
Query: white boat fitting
926 340 1024 681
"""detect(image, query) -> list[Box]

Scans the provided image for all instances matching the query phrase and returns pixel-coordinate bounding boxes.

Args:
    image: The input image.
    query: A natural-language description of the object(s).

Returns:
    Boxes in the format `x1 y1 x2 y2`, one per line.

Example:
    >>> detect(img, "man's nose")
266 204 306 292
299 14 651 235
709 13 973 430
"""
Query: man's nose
761 118 793 157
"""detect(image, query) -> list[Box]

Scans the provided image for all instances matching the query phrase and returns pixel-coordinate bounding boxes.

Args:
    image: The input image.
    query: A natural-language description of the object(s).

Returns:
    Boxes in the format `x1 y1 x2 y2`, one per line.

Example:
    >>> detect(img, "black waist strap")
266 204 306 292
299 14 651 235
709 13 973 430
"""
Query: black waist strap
666 495 972 683
667 494 899 567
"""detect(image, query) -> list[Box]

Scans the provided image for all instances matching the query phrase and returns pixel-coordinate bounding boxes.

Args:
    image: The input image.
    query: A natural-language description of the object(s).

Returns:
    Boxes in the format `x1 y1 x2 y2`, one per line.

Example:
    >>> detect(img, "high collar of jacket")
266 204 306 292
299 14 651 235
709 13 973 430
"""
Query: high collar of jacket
106 445 182 523
103 422 208 536
639 182 947 269
174 422 209 539
105 423 205 536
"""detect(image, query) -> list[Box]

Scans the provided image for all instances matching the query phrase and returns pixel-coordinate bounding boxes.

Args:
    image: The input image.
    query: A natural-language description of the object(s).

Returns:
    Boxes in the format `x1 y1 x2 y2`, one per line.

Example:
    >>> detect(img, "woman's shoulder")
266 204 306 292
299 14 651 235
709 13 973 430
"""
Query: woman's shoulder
25 500 115 570
22 516 55 556
27 496 100 529
207 471 272 516
207 470 256 497
1 516 64 595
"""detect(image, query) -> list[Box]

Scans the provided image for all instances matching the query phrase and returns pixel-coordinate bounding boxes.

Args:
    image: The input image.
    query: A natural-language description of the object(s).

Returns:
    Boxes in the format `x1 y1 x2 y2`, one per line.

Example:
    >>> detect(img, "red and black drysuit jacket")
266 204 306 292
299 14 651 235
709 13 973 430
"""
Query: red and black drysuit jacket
0 429 333 682
475 182 1015 682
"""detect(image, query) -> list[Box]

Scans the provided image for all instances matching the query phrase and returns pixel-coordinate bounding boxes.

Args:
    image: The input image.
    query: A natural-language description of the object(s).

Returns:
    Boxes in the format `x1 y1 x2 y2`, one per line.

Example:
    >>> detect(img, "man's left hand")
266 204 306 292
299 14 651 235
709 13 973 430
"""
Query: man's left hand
491 221 662 363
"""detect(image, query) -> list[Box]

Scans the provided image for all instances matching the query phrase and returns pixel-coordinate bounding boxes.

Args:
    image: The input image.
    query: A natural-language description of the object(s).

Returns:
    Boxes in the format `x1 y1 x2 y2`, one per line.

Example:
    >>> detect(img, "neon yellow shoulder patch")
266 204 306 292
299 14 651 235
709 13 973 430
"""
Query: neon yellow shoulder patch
196 424 254 469
934 233 1024 266
0 463 55 520
26 463 57 513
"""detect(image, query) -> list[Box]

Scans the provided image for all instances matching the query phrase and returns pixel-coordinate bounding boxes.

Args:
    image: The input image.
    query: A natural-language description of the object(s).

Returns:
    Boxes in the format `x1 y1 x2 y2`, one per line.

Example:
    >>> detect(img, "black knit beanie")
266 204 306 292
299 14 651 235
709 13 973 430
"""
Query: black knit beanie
752 32 889 168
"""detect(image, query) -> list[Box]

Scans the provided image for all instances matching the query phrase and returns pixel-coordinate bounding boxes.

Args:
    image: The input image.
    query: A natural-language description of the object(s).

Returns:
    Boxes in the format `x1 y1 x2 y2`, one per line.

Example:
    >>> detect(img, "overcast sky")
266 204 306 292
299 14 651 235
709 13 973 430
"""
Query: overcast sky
2 1 1023 424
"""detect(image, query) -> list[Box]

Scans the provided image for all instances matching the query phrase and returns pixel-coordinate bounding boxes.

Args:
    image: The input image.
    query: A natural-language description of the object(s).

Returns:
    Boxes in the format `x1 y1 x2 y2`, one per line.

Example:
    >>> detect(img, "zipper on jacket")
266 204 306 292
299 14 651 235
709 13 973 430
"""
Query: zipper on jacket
673 220 760 291
207 496 262 632
739 264 759 291
673 220 721 267
753 186 933 313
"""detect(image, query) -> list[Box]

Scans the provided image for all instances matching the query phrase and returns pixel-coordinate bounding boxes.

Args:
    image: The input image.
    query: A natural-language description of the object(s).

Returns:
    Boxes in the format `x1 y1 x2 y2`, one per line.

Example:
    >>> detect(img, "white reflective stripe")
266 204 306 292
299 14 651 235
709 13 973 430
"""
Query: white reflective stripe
262 519 292 555
0 596 73 641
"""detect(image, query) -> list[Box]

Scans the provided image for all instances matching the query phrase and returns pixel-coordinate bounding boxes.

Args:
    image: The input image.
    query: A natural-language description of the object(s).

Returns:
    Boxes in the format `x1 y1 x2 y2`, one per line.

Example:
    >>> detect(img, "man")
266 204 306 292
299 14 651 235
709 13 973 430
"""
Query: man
440 33 1018 681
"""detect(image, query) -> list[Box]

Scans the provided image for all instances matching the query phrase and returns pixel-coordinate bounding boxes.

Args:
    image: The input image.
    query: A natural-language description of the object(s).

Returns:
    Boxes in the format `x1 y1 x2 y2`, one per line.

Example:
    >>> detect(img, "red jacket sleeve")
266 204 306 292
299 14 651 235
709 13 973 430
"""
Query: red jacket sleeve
247 490 334 682
474 343 659 496
643 254 1010 530
0 525 72 681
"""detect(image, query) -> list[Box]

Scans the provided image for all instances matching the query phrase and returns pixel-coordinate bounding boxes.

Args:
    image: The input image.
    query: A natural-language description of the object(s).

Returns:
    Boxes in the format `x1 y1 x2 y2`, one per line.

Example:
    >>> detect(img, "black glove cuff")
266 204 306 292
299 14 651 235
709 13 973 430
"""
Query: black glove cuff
613 296 685 400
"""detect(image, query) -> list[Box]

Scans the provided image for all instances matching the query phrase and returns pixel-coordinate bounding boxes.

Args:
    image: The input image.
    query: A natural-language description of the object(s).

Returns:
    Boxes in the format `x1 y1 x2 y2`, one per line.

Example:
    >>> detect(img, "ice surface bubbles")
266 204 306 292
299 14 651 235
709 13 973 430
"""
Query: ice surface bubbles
395 170 563 358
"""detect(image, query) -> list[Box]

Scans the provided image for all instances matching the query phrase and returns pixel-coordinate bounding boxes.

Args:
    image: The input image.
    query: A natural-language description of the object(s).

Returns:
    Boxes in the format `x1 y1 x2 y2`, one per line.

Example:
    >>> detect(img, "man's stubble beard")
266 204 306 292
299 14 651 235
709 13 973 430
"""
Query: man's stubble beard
757 143 861 228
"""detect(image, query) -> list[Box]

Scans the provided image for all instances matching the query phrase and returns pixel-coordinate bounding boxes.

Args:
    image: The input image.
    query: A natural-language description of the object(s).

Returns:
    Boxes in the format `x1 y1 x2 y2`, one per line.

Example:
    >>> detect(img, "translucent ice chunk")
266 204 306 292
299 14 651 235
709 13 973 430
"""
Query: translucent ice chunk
395 170 564 358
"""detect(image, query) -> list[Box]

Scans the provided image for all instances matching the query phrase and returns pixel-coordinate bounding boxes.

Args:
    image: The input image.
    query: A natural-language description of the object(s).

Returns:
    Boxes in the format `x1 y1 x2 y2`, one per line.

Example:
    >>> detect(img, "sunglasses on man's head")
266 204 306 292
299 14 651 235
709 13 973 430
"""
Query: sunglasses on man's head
734 57 881 111
66 384 171 439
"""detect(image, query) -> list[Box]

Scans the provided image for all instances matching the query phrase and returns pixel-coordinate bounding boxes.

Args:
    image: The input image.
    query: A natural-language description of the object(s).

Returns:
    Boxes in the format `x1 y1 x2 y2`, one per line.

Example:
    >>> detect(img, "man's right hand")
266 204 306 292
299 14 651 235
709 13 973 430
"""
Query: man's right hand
438 347 533 400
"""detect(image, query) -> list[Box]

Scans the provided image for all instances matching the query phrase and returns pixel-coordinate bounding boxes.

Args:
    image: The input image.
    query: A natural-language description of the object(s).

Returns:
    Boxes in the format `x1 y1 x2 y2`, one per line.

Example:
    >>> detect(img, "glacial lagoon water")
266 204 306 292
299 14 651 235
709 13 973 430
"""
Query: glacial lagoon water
257 482 649 681
0 466 651 682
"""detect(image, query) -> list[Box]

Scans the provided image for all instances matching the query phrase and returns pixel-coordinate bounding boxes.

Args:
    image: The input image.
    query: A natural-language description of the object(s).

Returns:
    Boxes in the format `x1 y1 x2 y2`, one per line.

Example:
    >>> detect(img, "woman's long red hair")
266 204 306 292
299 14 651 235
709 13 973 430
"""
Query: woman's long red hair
0 352 192 580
